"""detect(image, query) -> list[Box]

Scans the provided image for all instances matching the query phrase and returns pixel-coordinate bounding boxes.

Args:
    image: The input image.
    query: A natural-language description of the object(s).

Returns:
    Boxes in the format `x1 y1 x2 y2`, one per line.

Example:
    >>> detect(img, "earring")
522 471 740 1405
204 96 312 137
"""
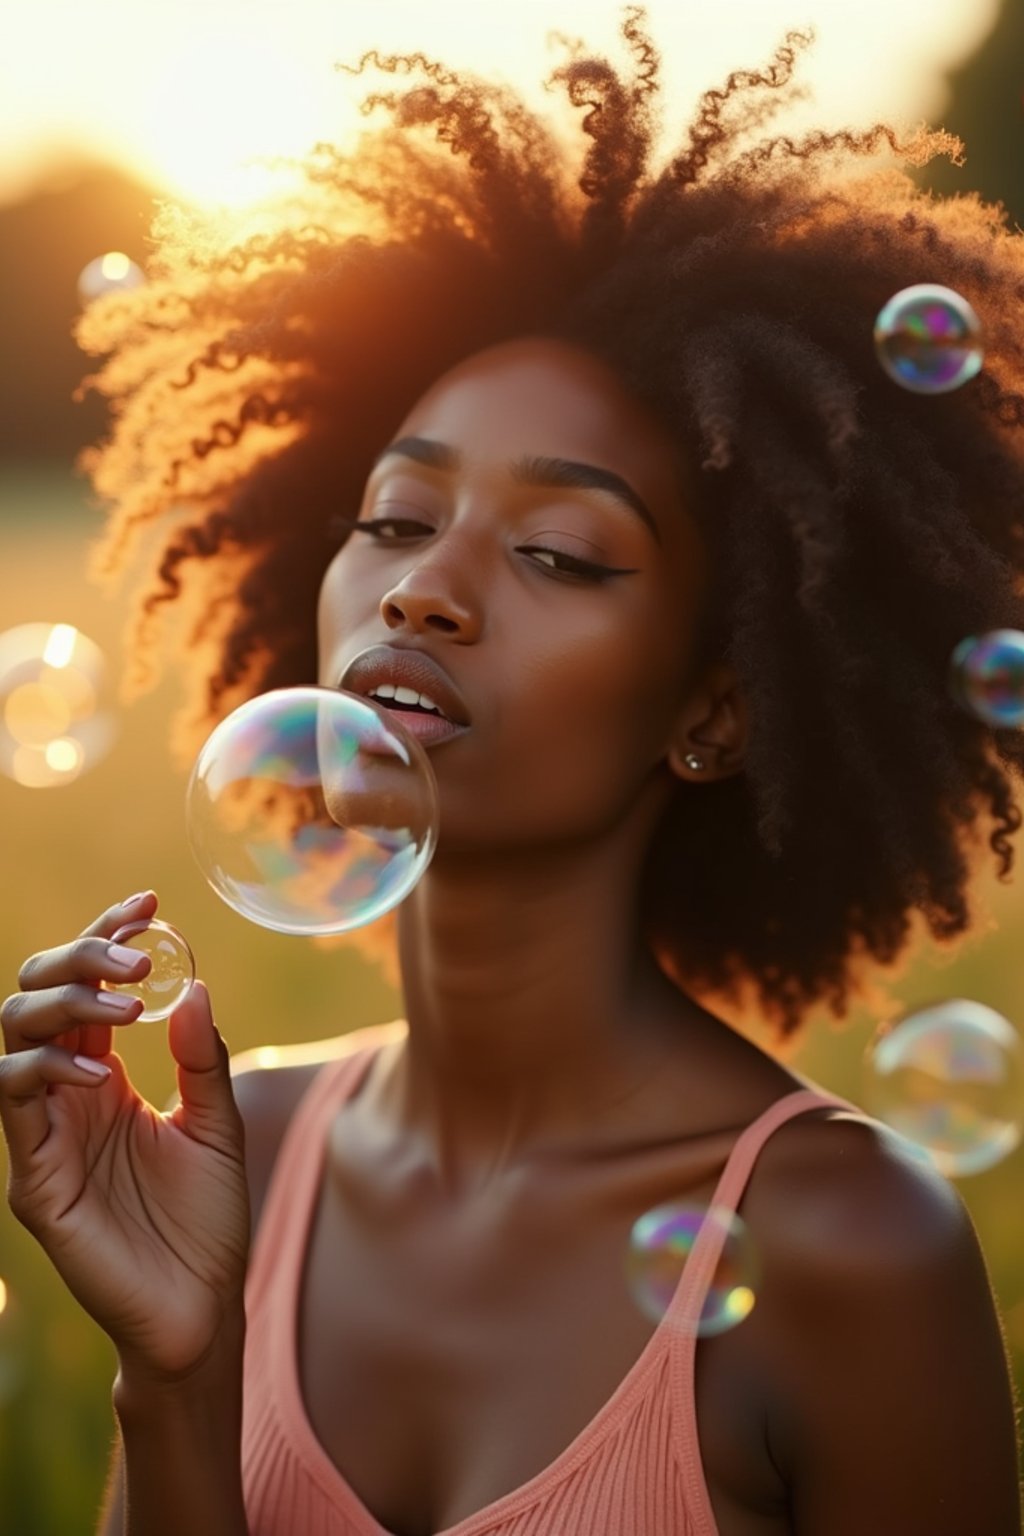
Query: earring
683 752 705 772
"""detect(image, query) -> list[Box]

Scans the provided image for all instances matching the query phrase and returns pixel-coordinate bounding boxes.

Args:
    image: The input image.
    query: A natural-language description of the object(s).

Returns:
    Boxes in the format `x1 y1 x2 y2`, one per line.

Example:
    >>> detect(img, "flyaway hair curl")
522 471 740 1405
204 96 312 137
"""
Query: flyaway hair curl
75 9 1024 1046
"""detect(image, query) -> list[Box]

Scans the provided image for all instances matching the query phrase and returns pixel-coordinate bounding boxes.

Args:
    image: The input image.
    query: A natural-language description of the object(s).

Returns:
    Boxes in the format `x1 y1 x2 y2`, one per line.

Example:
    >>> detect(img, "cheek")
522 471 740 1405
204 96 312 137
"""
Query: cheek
502 619 681 814
316 552 368 675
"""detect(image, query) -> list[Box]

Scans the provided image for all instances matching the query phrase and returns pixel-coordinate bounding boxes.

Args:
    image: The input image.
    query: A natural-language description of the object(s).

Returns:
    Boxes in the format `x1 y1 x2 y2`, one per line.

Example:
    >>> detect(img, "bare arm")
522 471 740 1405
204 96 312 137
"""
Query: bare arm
94 1050 331 1534
765 1120 1022 1533
96 1441 124 1536
95 1063 276 1536
92 1024 401 1534
110 1322 248 1536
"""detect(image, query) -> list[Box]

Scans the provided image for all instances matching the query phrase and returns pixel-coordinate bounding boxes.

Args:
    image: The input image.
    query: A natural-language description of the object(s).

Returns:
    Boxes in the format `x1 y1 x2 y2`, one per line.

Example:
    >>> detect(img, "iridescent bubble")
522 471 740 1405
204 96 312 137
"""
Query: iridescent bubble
948 629 1024 729
185 687 438 935
100 920 196 1022
627 1202 759 1338
874 284 983 394
77 251 146 304
0 622 116 788
862 999 1024 1177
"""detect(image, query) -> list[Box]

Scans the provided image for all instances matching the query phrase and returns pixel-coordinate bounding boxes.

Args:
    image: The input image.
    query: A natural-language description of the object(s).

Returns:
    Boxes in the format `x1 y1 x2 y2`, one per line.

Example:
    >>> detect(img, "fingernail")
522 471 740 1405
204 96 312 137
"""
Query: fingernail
121 891 152 910
96 988 139 1011
73 1054 111 1078
107 943 143 971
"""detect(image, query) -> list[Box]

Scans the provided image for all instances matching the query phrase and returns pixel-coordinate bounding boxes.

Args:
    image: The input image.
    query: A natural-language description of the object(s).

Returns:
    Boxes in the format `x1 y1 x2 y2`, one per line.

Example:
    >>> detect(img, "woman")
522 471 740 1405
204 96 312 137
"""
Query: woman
1 13 1022 1534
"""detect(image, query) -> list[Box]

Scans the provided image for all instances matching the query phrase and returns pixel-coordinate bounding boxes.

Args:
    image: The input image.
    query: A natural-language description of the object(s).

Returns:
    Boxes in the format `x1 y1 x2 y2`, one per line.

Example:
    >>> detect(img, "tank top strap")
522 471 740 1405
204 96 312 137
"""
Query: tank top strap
665 1086 861 1341
664 1086 861 1536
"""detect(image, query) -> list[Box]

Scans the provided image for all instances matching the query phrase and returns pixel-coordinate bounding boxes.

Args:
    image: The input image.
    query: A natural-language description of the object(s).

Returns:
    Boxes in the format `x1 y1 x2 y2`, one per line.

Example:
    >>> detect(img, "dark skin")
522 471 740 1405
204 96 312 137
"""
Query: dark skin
1 338 1019 1536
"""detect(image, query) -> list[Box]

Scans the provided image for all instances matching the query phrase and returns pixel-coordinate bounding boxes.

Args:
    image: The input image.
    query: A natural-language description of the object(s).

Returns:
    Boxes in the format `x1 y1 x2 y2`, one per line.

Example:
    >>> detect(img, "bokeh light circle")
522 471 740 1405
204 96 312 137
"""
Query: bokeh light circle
101 920 196 1022
862 998 1024 1177
0 622 116 788
627 1201 759 1338
0 1278 27 1408
185 686 439 935
948 629 1024 729
874 283 982 394
77 251 146 304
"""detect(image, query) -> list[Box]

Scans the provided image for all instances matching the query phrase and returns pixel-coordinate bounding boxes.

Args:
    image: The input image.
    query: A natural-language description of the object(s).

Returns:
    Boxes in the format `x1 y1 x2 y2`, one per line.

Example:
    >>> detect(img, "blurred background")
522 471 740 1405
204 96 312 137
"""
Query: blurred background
1 1 1022 1528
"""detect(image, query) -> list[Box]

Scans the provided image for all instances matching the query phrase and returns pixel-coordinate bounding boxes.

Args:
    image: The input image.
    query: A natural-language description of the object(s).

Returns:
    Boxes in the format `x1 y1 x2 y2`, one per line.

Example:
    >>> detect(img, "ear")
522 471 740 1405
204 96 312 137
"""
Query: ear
665 663 748 782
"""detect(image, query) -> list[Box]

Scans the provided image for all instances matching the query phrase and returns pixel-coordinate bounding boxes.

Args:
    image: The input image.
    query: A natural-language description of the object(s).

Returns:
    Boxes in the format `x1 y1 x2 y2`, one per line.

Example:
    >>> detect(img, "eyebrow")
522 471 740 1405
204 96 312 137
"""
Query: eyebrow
370 435 660 543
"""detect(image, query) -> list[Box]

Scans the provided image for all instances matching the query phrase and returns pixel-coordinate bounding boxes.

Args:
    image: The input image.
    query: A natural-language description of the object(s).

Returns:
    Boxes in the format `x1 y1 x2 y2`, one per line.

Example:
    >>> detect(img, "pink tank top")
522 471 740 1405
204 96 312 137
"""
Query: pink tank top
242 1028 859 1536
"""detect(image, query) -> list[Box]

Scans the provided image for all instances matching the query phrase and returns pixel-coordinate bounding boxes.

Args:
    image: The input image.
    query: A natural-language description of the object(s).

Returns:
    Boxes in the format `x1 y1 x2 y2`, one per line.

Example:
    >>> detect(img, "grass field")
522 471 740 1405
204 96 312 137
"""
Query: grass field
1 465 1022 1531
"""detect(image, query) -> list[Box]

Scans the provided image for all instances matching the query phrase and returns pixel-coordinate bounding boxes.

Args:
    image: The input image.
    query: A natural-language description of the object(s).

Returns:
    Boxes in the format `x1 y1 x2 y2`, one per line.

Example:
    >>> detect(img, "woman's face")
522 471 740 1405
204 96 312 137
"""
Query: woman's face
317 335 712 852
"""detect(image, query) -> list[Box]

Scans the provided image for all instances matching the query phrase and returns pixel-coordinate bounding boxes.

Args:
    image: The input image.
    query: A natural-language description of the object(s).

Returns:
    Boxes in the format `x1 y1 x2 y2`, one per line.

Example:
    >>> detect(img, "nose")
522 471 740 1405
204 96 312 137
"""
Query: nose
380 558 483 641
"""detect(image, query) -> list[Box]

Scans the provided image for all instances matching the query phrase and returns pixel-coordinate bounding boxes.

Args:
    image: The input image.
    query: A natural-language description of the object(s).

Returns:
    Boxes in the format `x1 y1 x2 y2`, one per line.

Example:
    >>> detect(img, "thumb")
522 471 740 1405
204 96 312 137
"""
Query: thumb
167 981 241 1150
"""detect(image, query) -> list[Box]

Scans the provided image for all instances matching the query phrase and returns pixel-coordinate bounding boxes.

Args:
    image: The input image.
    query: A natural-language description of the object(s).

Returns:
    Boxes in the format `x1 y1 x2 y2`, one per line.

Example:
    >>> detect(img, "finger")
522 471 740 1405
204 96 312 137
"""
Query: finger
5 933 150 1055
78 1020 114 1058
1 982 143 1054
0 1044 112 1177
167 983 241 1153
15 932 152 996
79 889 158 941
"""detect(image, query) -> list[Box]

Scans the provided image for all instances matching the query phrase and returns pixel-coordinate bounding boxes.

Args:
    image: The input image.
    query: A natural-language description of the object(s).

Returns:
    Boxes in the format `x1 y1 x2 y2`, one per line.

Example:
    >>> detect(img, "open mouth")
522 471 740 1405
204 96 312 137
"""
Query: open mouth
367 683 451 720
339 647 472 731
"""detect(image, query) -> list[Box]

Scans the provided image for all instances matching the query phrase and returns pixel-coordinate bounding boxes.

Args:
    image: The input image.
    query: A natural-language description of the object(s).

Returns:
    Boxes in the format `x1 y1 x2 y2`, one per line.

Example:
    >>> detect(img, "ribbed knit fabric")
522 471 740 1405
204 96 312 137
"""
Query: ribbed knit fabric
242 1028 859 1536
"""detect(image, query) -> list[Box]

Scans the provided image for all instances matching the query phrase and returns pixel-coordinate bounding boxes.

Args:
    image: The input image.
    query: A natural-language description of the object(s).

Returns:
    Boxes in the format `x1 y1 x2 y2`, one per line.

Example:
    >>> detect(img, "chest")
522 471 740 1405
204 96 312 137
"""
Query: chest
296 1130 792 1536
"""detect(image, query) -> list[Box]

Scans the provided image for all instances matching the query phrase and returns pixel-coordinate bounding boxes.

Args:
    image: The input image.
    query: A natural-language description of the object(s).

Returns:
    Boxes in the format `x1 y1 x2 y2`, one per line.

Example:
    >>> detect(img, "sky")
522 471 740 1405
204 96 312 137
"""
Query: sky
0 0 1003 209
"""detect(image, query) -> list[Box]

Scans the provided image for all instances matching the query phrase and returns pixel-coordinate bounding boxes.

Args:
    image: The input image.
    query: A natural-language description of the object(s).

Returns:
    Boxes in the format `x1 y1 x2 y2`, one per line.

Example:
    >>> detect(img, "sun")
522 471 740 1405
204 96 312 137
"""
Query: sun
131 29 355 207
0 0 1002 213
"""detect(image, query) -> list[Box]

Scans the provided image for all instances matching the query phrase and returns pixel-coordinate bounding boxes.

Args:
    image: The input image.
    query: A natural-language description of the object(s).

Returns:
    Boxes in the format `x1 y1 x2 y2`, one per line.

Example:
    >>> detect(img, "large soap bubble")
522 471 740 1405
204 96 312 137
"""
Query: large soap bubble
863 999 1024 1177
948 629 1024 729
0 622 116 788
185 687 439 934
874 284 982 394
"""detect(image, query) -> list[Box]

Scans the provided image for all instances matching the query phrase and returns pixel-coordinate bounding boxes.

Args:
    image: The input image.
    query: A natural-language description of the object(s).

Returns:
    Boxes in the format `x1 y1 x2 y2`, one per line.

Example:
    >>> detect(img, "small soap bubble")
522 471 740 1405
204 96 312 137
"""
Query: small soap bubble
0 622 116 788
77 251 145 304
874 284 982 394
627 1202 759 1338
948 630 1024 729
185 687 439 935
101 920 195 1022
862 999 1024 1177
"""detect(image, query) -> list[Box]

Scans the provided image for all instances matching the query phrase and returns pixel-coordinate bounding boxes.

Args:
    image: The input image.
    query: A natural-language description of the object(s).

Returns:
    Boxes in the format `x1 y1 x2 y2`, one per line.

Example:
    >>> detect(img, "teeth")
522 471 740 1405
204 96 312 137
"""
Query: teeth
370 684 441 714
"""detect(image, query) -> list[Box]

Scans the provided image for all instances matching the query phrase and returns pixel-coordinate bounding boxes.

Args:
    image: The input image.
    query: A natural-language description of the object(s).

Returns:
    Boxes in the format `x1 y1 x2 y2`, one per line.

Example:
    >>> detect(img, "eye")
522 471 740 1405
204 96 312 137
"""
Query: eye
518 545 638 582
325 513 433 544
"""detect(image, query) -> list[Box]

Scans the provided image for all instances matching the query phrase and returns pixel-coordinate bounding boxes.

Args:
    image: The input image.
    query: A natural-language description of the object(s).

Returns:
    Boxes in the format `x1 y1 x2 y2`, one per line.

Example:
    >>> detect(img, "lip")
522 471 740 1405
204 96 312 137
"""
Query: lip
339 646 472 732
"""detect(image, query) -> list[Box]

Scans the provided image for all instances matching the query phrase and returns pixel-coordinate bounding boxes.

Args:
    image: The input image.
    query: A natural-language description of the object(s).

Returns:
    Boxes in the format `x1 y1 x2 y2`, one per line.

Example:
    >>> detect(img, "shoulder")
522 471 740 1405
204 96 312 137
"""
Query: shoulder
746 1105 1022 1530
229 1020 406 1239
751 1101 968 1271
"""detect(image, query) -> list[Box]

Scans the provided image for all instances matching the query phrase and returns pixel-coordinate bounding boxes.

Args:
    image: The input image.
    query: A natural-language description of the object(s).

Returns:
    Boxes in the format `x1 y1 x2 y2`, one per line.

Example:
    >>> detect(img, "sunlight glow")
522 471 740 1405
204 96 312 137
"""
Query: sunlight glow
252 1046 283 1069
99 252 132 280
44 738 84 774
78 251 146 303
4 683 71 746
0 1 1002 210
42 623 77 670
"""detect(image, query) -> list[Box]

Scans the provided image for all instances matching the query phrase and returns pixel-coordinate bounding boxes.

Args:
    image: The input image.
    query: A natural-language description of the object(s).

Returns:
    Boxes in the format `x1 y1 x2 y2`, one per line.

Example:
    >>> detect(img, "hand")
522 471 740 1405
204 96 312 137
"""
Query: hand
0 893 250 1381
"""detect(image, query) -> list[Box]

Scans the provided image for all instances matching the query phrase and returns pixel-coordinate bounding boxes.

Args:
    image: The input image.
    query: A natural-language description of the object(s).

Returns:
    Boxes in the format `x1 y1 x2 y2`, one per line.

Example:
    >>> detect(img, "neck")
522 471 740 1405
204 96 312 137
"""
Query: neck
384 795 698 1192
